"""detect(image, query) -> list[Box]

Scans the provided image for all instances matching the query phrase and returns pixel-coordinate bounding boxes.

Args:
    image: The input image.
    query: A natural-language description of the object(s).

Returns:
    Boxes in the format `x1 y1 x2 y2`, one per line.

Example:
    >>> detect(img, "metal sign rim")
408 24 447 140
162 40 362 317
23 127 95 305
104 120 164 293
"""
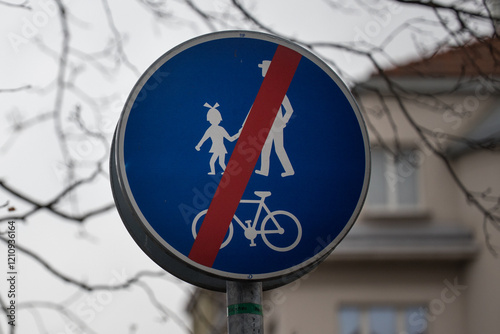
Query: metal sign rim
111 30 371 290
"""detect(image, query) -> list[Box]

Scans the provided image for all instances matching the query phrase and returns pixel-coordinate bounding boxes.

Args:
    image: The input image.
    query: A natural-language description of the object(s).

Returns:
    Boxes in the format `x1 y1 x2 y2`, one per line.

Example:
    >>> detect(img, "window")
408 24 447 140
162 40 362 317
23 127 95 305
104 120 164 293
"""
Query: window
365 148 421 212
339 305 428 334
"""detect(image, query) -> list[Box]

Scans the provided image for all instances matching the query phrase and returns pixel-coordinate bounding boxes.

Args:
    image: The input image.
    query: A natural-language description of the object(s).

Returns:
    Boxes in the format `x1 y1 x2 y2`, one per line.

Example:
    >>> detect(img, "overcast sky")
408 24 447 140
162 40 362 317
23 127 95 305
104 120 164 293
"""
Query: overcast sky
0 1 447 333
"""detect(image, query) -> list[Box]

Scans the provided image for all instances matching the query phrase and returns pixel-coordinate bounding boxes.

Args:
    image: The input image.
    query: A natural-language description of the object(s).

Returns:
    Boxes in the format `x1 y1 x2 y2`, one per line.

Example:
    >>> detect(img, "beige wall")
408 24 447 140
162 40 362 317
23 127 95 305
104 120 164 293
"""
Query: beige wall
456 151 500 334
263 261 468 334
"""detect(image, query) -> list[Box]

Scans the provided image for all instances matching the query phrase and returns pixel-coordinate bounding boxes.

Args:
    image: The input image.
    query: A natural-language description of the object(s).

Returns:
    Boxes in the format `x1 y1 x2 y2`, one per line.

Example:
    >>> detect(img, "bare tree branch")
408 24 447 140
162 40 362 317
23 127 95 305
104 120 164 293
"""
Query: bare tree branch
183 0 217 31
0 85 31 93
0 0 30 10
51 0 74 189
395 0 498 21
19 301 100 334
0 167 114 223
101 0 141 76
0 234 165 292
136 281 194 334
231 0 278 34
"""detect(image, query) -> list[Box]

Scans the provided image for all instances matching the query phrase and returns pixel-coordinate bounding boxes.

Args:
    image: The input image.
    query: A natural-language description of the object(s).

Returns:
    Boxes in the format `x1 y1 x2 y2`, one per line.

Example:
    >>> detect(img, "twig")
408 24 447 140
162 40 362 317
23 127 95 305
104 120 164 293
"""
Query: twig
0 234 165 291
136 281 194 334
0 0 30 10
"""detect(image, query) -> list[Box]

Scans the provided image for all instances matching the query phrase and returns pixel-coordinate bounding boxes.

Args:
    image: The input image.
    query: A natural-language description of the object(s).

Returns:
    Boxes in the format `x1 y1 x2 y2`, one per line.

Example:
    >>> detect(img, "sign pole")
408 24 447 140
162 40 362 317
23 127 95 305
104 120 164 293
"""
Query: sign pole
226 281 264 334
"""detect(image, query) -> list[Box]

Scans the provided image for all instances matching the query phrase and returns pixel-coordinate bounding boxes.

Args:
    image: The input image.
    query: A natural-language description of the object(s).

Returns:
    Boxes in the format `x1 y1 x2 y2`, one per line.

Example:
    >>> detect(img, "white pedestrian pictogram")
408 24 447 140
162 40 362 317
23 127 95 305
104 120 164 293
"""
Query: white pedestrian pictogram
255 60 295 177
195 103 240 175
196 61 296 178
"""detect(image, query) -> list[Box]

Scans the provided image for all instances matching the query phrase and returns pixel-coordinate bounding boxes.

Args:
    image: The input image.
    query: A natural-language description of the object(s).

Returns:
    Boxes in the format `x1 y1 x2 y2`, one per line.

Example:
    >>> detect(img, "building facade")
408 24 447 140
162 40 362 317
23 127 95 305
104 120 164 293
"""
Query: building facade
187 38 500 334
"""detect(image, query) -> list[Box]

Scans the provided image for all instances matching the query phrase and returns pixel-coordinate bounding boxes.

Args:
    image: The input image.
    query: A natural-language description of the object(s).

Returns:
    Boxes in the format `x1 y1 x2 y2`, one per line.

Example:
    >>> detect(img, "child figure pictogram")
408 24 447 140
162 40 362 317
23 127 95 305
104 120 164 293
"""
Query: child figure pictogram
195 103 240 175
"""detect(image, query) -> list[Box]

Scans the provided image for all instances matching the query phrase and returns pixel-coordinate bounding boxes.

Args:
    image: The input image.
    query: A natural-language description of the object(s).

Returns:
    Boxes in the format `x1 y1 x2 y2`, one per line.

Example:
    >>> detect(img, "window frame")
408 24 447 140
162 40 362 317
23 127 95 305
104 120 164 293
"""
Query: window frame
338 304 430 334
363 147 429 219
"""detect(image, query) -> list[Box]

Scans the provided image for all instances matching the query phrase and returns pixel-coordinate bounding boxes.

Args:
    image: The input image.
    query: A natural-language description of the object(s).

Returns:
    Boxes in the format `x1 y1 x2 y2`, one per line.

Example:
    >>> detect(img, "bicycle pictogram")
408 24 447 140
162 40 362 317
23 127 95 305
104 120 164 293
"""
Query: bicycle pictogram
192 191 302 252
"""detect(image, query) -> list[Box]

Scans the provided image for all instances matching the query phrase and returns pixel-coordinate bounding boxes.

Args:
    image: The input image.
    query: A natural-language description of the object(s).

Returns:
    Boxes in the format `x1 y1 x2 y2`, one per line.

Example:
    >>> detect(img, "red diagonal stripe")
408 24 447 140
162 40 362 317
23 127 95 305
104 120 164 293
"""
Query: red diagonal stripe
188 45 302 268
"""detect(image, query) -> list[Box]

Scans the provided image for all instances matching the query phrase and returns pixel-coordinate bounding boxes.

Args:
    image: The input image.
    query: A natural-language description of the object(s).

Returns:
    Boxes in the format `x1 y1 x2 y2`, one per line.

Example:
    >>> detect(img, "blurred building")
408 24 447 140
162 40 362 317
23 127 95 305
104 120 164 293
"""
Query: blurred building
187 38 500 334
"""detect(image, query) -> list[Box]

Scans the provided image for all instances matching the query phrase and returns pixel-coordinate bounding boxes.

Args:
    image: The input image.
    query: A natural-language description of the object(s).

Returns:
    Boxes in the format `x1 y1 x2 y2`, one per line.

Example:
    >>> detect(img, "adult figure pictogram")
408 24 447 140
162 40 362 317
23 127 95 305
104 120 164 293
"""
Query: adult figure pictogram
255 60 295 177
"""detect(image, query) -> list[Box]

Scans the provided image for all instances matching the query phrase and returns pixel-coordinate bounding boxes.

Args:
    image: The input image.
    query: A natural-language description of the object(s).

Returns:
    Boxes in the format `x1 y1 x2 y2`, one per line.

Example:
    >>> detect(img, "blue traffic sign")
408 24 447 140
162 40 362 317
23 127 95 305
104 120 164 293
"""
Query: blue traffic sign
111 31 370 291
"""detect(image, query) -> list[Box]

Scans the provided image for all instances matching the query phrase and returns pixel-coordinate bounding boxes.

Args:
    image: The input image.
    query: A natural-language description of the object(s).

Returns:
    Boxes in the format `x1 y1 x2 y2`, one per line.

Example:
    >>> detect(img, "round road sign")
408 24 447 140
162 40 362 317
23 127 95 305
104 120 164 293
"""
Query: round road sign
110 30 370 291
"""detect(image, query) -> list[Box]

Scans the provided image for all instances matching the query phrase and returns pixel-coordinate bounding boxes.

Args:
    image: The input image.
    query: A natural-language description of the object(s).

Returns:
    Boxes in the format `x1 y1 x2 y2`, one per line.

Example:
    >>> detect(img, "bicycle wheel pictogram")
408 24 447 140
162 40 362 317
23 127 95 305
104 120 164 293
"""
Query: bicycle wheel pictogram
192 209 234 249
261 210 302 252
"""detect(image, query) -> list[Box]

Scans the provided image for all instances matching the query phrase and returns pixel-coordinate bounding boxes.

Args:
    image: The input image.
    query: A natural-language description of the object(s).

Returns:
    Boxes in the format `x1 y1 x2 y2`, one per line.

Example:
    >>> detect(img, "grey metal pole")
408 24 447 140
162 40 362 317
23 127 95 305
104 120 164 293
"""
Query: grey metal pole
226 281 263 334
